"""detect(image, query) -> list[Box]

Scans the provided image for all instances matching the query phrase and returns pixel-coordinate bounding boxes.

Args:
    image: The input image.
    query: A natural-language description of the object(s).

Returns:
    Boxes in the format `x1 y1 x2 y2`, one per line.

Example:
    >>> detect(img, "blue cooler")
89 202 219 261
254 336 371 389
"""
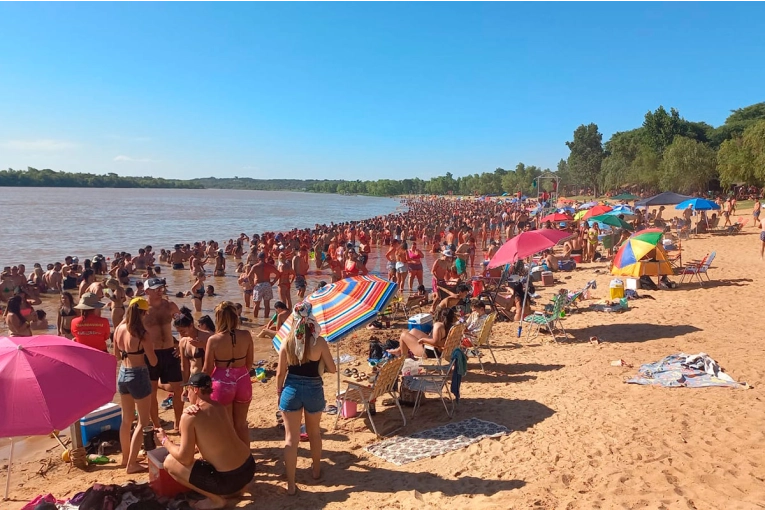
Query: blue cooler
80 403 122 445
407 313 433 334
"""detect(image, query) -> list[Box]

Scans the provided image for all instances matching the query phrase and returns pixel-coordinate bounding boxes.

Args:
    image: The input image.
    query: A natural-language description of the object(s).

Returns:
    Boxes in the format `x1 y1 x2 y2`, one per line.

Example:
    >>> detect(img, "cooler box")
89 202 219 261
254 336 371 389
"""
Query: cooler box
470 278 484 297
541 271 554 286
571 254 582 264
148 448 191 498
626 278 640 291
408 313 433 334
609 279 625 299
80 403 122 446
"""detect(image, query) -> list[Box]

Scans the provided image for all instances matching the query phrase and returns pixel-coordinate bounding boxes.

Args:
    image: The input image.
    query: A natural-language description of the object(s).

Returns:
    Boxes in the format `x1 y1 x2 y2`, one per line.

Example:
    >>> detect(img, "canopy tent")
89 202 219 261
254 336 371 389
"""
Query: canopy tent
611 192 640 201
635 192 693 208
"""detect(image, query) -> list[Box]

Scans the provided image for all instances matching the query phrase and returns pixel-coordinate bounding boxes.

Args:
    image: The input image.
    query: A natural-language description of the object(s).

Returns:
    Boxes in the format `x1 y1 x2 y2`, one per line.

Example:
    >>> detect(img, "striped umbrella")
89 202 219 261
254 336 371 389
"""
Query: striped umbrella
272 275 398 390
611 228 672 277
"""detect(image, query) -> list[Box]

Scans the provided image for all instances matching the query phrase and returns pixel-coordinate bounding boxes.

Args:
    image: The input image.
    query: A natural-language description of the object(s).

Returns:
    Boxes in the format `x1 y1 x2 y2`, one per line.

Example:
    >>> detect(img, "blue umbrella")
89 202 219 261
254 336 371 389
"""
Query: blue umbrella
578 201 598 210
557 206 575 214
675 198 720 211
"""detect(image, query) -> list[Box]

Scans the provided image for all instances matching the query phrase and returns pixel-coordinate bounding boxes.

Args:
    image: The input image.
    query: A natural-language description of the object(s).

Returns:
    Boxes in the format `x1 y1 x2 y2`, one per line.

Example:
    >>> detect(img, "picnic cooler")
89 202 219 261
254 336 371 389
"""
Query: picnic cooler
336 391 358 419
470 278 484 297
609 279 625 299
408 313 433 334
626 277 641 291
148 447 190 498
79 403 122 445
571 254 582 263
541 271 554 286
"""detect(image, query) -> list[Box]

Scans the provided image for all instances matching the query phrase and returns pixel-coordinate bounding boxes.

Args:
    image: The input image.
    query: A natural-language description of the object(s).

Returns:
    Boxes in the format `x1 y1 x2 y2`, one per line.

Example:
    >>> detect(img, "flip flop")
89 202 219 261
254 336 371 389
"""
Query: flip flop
342 368 352 377
324 405 338 415
350 368 359 375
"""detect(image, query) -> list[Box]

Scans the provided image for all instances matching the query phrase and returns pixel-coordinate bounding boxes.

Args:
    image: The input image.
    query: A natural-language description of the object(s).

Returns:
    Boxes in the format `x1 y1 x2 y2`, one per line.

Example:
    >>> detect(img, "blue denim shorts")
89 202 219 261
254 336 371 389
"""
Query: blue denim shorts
279 374 326 414
117 365 152 400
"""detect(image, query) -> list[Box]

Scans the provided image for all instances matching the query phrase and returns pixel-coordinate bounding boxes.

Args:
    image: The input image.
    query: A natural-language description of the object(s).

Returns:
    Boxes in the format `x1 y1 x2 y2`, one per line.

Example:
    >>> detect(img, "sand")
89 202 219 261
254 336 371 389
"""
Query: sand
3 211 765 509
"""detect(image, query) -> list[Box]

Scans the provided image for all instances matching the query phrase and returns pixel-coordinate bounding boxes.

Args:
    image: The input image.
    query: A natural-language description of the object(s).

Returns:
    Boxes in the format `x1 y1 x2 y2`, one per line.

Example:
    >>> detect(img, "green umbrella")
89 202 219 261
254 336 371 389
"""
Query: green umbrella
611 192 640 201
589 214 634 231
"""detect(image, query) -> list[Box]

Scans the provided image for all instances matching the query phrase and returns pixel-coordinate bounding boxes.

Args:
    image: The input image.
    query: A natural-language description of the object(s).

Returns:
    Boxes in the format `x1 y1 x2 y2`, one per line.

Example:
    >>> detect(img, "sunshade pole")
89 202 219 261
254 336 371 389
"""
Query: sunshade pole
336 342 341 398
4 437 14 500
489 265 507 313
518 264 531 338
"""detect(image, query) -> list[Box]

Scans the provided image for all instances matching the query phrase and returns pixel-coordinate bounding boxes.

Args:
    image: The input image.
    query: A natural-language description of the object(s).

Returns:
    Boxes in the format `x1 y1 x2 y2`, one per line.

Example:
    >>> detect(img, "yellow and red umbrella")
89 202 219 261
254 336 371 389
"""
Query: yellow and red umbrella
611 229 673 277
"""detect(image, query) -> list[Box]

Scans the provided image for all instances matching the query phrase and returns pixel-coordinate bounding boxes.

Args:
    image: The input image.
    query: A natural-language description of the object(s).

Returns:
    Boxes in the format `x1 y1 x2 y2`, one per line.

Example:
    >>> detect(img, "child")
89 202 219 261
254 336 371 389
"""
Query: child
462 299 488 348
238 266 253 309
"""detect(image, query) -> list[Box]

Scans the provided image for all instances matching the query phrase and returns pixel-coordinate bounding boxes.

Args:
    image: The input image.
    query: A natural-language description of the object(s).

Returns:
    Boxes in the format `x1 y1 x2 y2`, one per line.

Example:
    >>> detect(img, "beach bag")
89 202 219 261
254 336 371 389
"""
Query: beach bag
639 275 658 291
558 260 576 271
368 339 383 360
399 376 419 406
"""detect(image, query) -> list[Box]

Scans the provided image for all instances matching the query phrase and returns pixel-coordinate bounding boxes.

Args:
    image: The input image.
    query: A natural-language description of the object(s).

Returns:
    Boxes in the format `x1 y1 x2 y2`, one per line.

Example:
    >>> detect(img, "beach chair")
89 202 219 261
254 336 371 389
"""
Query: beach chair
335 356 406 437
379 294 406 323
406 350 460 419
523 295 566 341
464 312 497 372
724 218 747 234
678 252 716 286
566 280 596 313
423 323 465 367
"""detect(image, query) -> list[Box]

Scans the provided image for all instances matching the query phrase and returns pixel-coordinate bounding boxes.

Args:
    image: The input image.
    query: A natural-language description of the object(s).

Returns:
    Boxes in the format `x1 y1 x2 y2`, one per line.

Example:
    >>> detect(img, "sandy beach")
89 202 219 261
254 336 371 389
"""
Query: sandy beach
3 210 765 510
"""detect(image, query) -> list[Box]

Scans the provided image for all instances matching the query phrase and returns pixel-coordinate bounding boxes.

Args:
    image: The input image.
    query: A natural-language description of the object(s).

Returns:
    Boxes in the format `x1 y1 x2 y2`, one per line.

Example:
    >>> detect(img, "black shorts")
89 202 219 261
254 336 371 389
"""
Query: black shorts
189 455 256 496
146 347 183 384
172 262 184 270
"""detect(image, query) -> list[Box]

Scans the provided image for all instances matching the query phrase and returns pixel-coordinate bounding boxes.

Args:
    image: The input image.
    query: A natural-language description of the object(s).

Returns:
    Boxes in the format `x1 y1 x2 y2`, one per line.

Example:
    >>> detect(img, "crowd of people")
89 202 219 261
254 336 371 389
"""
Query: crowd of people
7 192 761 506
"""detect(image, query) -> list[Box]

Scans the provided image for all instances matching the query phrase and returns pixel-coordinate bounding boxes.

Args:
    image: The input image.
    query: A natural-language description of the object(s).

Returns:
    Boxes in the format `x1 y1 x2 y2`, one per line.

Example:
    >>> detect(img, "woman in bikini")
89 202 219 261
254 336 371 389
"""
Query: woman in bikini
213 250 226 277
104 277 126 327
203 301 253 446
276 256 295 310
395 241 410 292
5 295 32 337
114 297 157 474
407 241 425 292
174 307 211 405
188 272 206 312
57 292 77 339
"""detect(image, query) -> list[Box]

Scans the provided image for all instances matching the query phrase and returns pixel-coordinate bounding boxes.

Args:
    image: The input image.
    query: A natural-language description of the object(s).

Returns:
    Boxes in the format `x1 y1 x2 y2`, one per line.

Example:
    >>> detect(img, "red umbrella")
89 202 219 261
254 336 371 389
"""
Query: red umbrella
540 212 572 223
1 335 116 499
488 229 572 268
582 205 613 220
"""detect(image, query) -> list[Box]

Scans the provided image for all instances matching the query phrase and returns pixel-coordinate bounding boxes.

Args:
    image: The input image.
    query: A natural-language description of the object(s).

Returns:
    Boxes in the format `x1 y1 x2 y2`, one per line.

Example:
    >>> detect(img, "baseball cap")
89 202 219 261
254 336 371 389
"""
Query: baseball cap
184 372 213 389
129 297 150 311
145 277 166 290
442 249 454 257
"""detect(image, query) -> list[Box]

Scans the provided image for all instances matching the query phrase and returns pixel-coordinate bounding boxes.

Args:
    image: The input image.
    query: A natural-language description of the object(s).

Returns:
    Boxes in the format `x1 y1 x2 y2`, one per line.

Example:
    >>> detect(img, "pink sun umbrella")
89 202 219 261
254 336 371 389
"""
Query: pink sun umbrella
1 335 117 499
488 229 573 269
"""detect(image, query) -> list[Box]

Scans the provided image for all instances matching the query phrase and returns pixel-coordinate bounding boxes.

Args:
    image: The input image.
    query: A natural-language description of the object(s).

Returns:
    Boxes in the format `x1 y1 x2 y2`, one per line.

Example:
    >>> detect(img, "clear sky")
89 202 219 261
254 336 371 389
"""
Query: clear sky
1 2 763 181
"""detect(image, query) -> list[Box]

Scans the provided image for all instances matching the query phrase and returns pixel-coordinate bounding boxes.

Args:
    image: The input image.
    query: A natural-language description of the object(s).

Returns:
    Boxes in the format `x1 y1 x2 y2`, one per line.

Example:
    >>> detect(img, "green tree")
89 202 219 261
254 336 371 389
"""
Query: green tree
642 106 687 154
659 136 717 194
566 123 604 196
717 119 765 187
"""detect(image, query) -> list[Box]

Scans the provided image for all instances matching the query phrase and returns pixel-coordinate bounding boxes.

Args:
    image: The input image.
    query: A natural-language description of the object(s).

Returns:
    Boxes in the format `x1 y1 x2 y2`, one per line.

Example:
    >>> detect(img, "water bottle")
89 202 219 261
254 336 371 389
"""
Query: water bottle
142 426 156 452
369 400 377 416
87 454 112 465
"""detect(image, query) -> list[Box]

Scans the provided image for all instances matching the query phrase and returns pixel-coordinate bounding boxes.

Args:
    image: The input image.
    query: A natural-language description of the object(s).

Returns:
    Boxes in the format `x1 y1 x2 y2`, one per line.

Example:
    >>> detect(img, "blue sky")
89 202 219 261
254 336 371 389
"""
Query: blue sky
1 2 763 181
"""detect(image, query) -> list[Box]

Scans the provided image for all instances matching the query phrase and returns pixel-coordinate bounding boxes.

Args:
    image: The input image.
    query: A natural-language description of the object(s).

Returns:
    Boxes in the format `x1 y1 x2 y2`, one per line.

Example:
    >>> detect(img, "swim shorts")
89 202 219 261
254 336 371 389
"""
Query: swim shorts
211 366 252 405
455 258 466 275
294 275 306 290
387 261 396 273
146 347 183 384
395 261 408 273
279 374 326 414
172 263 184 270
188 455 256 496
760 231 765 242
252 282 273 302
117 366 152 400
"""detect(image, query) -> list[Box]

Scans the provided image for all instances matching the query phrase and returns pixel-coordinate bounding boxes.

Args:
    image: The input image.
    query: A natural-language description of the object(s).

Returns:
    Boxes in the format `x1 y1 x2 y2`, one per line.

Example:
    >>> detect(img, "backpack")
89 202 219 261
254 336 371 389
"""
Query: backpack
639 275 658 291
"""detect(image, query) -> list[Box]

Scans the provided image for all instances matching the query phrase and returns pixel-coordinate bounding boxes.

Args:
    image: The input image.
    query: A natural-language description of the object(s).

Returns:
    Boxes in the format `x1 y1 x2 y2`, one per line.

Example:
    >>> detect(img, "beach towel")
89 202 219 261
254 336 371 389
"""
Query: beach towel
450 347 468 402
365 418 508 465
627 353 745 388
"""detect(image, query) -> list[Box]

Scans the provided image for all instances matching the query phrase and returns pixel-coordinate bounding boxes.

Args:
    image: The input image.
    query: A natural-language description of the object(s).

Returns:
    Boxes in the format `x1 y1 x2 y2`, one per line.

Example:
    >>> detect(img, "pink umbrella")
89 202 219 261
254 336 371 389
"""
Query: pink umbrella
488 229 573 268
1 335 116 498
539 212 572 223
582 205 613 220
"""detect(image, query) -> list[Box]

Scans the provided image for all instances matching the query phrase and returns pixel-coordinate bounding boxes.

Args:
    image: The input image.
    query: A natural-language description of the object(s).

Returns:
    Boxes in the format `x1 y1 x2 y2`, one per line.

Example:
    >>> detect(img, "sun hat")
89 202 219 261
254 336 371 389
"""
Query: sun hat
74 292 105 310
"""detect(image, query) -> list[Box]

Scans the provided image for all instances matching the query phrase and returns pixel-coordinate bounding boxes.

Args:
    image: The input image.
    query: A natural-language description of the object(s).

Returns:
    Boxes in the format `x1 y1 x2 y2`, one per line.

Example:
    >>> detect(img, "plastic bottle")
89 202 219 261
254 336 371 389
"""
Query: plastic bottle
87 454 113 465
369 400 377 416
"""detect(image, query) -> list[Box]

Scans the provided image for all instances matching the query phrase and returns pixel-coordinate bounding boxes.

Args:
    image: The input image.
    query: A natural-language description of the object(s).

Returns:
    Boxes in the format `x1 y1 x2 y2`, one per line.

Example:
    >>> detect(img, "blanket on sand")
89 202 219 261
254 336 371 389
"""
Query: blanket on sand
627 353 745 389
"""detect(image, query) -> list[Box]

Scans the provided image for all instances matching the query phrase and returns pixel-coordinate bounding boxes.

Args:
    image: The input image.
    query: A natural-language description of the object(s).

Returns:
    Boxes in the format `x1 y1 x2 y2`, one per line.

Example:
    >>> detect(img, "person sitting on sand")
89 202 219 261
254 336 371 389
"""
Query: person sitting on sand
542 249 559 272
258 301 289 339
157 373 256 510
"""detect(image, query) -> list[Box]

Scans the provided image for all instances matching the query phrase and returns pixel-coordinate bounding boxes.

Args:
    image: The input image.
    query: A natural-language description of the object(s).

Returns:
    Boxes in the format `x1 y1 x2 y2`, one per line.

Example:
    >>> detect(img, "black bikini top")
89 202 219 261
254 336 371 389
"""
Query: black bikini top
121 339 145 360
214 330 247 367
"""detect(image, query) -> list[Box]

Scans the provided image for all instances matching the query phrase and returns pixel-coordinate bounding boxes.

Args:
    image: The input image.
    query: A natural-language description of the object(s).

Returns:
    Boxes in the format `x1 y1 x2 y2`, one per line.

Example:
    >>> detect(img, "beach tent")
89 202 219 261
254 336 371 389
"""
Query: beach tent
635 192 693 208
611 230 674 278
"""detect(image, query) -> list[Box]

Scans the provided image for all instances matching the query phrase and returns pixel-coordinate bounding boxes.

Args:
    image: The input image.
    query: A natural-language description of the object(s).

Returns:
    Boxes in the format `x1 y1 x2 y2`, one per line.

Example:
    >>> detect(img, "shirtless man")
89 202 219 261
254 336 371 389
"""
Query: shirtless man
247 253 280 320
292 246 309 300
158 373 256 510
45 262 63 292
143 277 183 430
385 239 399 281
430 249 454 296
170 245 185 270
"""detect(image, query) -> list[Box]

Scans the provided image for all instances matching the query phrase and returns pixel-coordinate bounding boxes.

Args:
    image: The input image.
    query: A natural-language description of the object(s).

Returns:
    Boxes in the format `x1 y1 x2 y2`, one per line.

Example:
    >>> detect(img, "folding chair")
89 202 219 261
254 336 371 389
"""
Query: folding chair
523 295 566 341
678 252 715 286
464 312 497 372
423 323 465 367
406 352 459 419
335 356 406 437
566 280 596 313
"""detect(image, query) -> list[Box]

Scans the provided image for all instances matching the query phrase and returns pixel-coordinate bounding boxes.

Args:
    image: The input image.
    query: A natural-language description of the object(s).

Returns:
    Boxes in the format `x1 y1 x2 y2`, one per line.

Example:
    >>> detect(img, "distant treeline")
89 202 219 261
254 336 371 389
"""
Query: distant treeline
5 100 765 196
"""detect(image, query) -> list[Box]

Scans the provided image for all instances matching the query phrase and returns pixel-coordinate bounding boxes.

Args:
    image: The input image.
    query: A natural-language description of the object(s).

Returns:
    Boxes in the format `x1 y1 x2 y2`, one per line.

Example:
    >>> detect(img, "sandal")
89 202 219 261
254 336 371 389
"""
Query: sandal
342 368 352 377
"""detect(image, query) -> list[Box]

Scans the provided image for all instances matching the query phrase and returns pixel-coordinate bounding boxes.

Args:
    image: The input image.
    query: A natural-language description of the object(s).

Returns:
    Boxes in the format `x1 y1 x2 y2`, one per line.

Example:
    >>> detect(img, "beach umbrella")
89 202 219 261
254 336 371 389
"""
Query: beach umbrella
1 335 117 499
603 208 637 220
611 238 673 278
272 275 398 392
635 191 693 208
540 212 572 223
588 214 634 231
582 205 614 220
573 210 588 221
611 229 665 268
556 206 576 214
674 198 720 211
611 192 640 201
577 201 598 210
